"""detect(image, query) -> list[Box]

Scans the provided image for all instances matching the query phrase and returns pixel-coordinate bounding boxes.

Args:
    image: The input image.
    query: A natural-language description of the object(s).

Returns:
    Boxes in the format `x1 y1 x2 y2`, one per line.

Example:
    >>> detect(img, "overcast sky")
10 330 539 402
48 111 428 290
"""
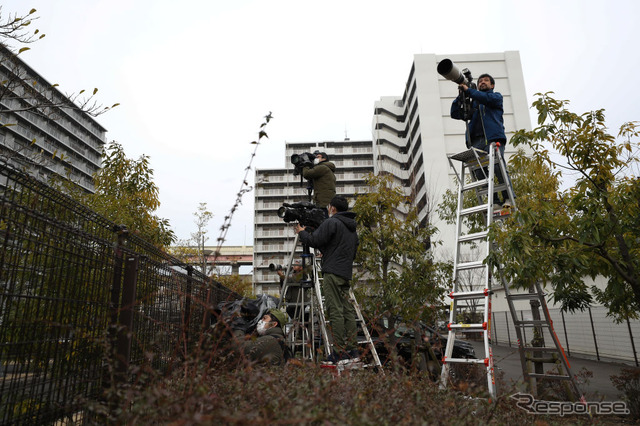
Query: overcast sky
2 0 638 247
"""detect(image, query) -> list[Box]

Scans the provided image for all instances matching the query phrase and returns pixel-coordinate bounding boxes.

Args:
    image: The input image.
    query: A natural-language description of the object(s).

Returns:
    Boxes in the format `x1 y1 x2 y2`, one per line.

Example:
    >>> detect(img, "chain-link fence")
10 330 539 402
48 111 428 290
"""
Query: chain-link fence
0 160 239 424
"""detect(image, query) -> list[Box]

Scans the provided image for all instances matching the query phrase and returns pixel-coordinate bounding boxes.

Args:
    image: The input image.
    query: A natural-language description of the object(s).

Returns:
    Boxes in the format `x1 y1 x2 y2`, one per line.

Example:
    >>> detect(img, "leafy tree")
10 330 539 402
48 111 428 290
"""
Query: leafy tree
490 93 640 321
81 141 175 248
213 273 253 298
190 202 213 275
352 173 449 321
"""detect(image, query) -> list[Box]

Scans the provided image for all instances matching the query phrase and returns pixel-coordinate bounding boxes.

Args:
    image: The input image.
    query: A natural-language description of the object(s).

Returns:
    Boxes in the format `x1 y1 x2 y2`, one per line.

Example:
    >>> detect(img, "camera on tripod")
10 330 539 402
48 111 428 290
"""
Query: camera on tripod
277 201 326 230
290 152 315 176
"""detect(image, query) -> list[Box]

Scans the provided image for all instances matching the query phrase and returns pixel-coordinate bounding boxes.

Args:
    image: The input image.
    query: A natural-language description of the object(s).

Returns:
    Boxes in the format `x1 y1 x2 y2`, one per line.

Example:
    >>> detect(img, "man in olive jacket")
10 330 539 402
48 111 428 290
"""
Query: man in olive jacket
294 196 359 361
242 309 288 366
302 151 336 208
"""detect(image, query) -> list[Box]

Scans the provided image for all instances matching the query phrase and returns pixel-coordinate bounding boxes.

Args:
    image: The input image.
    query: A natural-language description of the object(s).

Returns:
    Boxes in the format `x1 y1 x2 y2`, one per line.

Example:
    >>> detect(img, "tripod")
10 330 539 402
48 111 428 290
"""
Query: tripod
278 233 331 361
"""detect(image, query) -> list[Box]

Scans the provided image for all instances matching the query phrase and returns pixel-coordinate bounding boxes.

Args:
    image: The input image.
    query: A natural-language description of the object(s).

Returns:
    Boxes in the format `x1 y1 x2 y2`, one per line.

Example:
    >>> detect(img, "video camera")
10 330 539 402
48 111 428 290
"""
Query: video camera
437 58 476 122
290 152 315 176
277 201 326 230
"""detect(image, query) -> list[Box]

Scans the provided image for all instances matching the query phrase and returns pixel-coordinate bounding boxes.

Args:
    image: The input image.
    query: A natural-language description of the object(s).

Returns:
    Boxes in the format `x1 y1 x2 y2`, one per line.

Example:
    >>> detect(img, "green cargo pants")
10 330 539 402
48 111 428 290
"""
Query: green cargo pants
322 272 357 352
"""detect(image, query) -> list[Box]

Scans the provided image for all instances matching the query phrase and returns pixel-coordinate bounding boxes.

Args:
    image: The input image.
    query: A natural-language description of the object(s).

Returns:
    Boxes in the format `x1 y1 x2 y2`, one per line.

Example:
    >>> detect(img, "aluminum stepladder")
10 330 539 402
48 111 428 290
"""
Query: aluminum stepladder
439 143 514 398
278 234 383 372
440 143 583 401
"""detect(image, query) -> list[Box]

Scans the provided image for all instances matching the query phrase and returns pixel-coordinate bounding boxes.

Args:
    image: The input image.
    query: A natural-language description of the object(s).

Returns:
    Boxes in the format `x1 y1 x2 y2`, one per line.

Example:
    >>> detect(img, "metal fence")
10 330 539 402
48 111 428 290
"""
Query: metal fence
0 160 239 424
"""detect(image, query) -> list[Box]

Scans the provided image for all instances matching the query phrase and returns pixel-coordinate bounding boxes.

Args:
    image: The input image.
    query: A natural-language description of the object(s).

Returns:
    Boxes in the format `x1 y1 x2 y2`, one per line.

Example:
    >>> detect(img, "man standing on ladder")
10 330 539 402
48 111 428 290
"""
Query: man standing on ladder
302 151 337 211
451 73 511 206
294 196 359 363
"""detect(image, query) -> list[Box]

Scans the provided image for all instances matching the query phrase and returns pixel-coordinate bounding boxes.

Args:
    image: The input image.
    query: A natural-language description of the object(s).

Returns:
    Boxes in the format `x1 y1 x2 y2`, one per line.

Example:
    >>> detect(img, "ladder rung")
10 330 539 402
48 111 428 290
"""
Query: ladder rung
519 346 560 353
526 373 572 381
458 231 489 243
524 356 560 363
448 323 487 331
443 357 486 365
461 204 490 216
449 289 491 300
461 179 489 191
507 293 544 301
514 320 550 326
456 260 486 271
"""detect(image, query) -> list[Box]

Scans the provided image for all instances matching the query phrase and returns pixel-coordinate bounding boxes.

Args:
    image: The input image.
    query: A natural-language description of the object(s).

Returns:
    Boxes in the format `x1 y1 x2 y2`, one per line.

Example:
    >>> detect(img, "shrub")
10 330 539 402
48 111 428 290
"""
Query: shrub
611 367 640 420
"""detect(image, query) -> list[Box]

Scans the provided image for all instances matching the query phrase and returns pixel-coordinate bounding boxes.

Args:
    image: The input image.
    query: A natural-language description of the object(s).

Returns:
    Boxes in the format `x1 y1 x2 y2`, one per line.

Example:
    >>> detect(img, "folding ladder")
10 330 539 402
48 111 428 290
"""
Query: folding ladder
439 143 514 398
440 143 583 400
279 236 383 372
501 279 583 399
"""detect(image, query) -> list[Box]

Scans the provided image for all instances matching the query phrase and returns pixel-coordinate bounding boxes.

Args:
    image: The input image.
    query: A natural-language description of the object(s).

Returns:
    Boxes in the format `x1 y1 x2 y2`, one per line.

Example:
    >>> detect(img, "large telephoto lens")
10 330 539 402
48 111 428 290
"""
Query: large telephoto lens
437 59 465 85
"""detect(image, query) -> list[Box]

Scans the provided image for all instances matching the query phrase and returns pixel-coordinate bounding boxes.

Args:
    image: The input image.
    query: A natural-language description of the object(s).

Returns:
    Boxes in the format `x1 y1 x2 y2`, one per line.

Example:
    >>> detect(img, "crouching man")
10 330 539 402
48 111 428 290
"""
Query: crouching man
242 309 288 366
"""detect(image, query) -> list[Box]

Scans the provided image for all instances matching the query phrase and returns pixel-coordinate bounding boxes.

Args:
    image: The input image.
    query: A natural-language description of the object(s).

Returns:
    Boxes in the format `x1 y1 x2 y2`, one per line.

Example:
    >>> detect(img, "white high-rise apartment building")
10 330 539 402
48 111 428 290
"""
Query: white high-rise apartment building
0 44 107 192
372 51 531 260
254 140 373 295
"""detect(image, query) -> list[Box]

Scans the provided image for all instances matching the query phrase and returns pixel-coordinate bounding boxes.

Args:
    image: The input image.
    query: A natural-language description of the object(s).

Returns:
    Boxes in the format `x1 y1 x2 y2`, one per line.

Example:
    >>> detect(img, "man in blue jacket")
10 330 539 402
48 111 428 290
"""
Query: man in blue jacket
294 196 359 362
451 73 510 205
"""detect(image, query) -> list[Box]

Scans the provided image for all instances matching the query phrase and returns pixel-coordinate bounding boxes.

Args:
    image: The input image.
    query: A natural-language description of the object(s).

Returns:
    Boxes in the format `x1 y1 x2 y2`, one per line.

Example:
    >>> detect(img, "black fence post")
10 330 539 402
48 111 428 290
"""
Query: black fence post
105 226 127 394
183 266 193 354
561 310 571 357
505 311 511 347
116 254 139 374
588 307 600 361
626 317 639 367
492 312 497 343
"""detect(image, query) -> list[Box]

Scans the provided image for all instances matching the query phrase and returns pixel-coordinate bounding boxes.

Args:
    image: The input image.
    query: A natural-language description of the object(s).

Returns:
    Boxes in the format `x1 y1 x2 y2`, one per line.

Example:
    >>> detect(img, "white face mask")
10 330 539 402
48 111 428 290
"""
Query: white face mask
313 158 321 165
256 320 268 335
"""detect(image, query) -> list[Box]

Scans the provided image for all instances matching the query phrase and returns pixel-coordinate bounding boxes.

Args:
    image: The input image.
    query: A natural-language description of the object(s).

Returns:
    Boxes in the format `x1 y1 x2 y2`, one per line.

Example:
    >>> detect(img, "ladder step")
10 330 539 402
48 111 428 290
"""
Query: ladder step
448 323 487 332
449 289 491 300
456 260 486 271
526 373 573 381
519 346 561 353
524 355 560 363
443 357 486 365
461 204 490 216
514 320 550 326
461 179 489 191
475 182 510 194
458 231 489 243
507 293 545 301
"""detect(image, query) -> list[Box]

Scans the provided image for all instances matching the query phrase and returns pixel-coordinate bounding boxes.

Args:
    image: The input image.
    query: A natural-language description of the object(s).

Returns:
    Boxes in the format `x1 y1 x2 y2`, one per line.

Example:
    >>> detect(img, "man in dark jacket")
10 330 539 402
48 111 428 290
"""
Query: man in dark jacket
294 196 359 362
302 151 336 208
451 73 510 205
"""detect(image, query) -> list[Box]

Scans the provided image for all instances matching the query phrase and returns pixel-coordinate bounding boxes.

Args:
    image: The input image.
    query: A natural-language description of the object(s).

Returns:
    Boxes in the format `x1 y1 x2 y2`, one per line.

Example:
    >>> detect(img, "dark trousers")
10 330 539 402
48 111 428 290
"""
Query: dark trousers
470 138 510 204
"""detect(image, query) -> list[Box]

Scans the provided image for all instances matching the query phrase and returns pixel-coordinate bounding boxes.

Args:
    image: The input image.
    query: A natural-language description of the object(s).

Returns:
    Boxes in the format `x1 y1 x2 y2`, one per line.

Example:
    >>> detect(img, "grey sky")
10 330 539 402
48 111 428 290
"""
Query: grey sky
3 0 638 246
